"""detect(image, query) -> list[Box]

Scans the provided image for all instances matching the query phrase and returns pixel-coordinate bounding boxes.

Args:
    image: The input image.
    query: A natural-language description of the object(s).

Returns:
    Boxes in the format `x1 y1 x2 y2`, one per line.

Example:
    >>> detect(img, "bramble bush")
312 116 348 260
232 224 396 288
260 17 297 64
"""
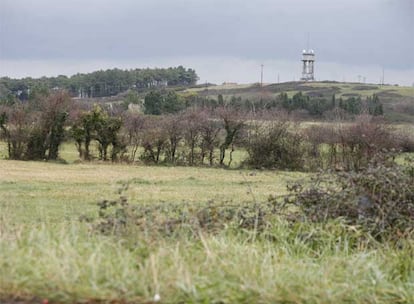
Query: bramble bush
81 179 282 239
244 118 309 170
275 153 414 241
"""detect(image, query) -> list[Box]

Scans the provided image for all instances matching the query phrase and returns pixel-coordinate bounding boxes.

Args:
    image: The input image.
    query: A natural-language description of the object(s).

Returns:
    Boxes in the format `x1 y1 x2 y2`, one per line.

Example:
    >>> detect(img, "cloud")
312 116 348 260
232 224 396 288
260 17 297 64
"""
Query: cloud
0 0 413 81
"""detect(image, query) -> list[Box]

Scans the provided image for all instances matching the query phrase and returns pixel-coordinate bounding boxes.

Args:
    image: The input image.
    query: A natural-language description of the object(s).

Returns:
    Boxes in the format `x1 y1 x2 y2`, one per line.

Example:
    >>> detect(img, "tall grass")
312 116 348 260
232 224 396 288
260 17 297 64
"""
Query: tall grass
1 216 414 303
1 159 413 303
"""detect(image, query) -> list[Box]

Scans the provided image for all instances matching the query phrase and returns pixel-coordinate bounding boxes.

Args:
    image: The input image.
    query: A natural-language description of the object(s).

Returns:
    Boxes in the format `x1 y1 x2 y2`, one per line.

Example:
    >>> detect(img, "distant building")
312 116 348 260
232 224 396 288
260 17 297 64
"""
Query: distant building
301 49 315 81
222 82 238 85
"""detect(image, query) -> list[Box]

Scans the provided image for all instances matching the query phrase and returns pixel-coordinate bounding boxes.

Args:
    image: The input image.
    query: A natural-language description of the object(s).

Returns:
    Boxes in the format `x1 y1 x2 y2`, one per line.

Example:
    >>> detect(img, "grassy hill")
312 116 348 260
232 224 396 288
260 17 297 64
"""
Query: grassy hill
187 81 414 99
186 81 414 122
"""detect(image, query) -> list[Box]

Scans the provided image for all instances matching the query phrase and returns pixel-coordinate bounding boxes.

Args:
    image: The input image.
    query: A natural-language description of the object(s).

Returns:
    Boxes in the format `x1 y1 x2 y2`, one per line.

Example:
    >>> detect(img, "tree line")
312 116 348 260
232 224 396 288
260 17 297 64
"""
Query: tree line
212 92 383 118
142 90 384 119
0 90 410 172
0 66 198 101
0 91 244 166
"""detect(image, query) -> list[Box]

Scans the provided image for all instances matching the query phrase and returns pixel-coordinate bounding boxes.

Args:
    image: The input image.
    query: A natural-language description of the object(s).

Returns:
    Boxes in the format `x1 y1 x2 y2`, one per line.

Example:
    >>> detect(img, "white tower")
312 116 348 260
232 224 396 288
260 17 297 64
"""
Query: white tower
301 49 315 81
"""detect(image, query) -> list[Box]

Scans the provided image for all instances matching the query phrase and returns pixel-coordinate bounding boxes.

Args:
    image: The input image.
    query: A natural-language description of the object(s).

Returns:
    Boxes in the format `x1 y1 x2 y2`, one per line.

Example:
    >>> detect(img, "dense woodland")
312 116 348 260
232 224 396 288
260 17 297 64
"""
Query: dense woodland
0 66 198 101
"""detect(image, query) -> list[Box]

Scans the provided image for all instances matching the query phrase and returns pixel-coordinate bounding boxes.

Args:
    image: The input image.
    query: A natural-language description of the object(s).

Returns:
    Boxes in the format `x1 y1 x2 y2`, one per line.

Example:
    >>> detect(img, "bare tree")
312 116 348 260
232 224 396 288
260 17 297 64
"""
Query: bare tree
0 103 32 159
163 114 184 164
0 91 72 160
199 110 221 166
123 112 145 162
41 91 72 160
140 116 167 164
182 108 204 165
216 106 246 166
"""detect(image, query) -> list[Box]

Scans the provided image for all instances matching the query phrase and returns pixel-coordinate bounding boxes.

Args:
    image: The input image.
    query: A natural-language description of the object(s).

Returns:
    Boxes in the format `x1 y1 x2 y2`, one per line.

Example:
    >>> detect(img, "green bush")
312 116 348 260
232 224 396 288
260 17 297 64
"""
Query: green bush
245 120 309 170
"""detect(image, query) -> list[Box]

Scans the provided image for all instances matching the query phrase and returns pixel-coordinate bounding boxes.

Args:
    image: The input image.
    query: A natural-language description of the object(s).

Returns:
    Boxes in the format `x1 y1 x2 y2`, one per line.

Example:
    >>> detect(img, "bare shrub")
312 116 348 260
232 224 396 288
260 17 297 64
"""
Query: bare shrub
394 131 414 153
304 116 400 171
323 107 350 121
338 116 397 171
393 101 414 116
304 124 335 169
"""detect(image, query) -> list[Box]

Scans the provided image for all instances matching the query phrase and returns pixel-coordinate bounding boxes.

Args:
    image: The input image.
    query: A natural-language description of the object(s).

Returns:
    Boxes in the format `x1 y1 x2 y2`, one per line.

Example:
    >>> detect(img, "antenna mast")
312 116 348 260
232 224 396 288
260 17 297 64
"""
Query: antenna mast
301 33 315 81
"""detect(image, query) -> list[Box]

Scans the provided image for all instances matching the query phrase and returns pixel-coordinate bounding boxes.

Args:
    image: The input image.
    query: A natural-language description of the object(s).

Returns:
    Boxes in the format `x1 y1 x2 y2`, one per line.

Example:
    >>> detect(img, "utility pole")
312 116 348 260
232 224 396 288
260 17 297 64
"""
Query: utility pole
260 64 264 87
277 73 280 84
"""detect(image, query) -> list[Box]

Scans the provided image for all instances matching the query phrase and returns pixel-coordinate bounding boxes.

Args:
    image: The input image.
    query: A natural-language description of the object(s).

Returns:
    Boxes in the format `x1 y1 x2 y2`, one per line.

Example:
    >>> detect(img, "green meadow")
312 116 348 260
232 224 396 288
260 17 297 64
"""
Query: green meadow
1 142 414 303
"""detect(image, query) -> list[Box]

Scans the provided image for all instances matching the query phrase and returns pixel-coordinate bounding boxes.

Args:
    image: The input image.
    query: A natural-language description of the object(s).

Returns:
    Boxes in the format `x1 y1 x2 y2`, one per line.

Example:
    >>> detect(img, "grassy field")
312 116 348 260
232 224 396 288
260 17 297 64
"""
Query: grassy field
1 144 414 303
0 158 299 223
300 82 414 98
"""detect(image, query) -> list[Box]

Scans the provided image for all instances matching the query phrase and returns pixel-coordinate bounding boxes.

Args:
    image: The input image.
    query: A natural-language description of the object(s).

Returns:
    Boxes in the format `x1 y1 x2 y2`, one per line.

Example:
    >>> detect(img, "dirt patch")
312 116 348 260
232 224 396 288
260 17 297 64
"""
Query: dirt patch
377 90 402 98
352 85 379 90
0 297 44 304
341 93 359 97
304 87 341 97
0 298 149 304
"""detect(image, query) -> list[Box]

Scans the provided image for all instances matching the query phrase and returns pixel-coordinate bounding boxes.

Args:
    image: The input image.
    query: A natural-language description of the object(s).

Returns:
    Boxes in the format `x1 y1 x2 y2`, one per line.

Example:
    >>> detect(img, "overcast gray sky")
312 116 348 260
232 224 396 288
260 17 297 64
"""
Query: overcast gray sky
1 0 413 85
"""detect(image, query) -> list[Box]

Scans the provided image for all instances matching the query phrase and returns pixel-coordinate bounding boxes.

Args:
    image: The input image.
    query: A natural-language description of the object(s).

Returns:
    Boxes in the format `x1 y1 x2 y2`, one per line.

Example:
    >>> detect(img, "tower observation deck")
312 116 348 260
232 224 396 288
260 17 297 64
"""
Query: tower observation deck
301 49 315 81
